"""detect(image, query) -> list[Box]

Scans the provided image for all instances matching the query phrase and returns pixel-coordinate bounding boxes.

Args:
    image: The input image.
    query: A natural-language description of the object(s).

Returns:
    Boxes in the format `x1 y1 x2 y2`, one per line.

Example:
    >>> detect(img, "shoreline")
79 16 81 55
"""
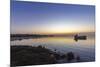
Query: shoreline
11 45 81 66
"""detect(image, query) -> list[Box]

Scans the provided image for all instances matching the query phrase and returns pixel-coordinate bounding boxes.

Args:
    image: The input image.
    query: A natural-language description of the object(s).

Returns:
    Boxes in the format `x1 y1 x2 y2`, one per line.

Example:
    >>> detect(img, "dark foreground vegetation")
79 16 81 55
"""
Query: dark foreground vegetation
11 45 80 66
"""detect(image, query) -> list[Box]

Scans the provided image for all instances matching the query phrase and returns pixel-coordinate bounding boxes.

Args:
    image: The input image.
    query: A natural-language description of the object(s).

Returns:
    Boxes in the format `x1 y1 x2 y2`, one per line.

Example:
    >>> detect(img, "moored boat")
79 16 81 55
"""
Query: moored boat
74 34 87 41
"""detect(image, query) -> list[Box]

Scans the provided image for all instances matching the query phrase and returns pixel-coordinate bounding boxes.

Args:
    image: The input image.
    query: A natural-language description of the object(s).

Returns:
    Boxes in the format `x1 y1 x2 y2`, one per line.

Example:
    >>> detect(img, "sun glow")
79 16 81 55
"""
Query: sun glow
31 23 95 35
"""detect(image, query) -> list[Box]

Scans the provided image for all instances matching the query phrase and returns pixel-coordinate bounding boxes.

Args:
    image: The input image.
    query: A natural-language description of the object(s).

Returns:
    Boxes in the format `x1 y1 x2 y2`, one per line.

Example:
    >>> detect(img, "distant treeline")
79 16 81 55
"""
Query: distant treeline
10 34 55 41
11 34 54 38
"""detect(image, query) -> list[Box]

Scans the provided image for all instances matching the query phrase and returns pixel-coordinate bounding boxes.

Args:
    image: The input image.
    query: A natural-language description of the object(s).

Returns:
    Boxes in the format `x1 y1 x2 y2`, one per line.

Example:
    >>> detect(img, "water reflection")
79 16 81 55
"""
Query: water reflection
11 36 95 62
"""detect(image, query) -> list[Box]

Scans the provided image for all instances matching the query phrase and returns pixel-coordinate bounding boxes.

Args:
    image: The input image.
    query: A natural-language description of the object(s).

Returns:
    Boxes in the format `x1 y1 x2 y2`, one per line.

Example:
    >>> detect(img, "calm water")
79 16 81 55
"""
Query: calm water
11 36 95 62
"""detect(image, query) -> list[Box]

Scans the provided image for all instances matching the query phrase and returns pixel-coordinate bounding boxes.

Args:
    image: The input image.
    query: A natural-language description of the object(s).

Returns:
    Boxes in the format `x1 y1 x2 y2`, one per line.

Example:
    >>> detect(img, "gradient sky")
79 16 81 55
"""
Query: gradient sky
11 0 95 34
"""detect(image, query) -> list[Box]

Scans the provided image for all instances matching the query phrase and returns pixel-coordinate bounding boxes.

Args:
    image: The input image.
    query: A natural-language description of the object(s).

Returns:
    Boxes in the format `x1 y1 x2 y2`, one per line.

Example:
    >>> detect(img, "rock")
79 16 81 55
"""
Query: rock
76 56 80 62
66 52 75 62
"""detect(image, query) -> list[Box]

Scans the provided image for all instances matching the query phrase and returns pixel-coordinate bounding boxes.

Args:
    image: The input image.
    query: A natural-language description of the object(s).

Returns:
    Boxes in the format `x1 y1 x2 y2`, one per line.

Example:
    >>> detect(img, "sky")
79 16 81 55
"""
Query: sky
11 0 95 34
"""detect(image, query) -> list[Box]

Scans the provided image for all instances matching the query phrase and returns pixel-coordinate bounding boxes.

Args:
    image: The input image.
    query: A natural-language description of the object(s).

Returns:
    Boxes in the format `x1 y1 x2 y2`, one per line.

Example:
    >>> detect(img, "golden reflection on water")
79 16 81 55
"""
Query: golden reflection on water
31 37 94 46
35 37 74 43
11 36 95 48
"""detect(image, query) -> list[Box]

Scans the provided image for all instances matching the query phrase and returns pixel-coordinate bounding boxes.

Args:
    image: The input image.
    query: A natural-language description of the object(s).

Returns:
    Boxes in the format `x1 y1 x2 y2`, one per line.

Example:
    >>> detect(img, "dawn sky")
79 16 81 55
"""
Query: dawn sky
11 0 95 34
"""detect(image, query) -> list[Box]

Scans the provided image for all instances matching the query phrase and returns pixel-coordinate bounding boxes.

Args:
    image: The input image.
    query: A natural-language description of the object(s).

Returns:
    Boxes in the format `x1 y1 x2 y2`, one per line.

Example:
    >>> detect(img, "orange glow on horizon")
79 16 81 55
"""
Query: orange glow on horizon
29 21 95 35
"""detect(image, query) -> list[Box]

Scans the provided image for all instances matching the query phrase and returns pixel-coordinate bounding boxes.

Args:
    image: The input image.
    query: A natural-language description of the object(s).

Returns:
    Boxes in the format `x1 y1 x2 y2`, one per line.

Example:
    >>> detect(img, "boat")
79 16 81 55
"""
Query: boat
74 34 87 41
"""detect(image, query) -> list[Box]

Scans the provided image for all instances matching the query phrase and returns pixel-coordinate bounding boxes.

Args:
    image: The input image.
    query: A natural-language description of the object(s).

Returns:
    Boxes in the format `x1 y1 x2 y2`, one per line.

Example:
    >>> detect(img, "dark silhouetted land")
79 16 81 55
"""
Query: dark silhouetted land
11 34 54 41
11 45 80 66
